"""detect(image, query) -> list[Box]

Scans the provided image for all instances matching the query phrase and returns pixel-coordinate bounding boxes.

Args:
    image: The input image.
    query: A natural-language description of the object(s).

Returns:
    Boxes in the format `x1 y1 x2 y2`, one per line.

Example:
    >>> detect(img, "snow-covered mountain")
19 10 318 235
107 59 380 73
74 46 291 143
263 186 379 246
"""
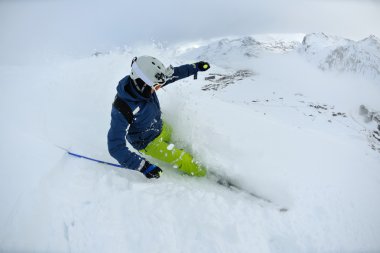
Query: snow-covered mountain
187 35 300 56
177 34 303 67
300 33 380 78
0 33 379 253
178 32 380 80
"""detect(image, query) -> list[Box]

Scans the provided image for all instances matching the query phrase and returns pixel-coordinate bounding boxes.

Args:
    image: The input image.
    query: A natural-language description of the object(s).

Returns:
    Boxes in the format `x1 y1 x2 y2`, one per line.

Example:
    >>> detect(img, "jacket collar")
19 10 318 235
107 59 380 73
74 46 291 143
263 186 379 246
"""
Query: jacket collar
124 76 151 102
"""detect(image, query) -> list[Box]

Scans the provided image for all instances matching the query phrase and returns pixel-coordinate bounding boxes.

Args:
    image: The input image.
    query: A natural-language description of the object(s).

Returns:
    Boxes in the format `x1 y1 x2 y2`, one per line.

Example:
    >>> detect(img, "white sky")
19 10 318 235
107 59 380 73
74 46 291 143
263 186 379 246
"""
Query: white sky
1 0 379 64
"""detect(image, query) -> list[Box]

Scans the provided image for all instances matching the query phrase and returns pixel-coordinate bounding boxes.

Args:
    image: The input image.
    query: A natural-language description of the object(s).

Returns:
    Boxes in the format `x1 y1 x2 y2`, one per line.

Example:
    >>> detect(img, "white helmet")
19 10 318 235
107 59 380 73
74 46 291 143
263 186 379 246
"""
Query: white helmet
130 56 174 86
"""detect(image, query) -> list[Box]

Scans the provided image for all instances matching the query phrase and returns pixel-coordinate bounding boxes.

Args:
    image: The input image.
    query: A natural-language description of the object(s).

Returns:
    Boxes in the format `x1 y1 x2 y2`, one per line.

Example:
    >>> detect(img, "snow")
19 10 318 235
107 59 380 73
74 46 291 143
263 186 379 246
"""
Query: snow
1 33 380 252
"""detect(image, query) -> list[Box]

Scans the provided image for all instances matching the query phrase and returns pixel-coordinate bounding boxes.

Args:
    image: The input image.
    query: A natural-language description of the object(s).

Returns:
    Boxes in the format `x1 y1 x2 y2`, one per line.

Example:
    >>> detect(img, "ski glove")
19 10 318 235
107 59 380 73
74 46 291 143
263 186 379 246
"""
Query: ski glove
140 161 162 179
195 61 210 72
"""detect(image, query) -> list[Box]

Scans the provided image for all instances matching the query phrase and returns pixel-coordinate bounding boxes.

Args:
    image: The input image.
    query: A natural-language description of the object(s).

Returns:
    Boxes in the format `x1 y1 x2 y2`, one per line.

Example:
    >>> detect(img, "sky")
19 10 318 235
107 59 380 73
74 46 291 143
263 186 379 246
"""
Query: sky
0 0 379 64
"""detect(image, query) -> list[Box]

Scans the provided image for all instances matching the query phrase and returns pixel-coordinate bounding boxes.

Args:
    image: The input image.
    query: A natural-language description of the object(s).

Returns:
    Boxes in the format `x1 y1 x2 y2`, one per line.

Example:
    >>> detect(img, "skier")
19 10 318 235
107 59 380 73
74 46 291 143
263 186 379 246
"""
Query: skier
107 56 210 179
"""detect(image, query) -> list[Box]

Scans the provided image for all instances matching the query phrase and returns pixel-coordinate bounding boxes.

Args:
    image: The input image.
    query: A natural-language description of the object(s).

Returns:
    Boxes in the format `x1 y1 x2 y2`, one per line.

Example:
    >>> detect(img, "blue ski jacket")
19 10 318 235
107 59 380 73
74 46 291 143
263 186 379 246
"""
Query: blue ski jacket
107 63 199 170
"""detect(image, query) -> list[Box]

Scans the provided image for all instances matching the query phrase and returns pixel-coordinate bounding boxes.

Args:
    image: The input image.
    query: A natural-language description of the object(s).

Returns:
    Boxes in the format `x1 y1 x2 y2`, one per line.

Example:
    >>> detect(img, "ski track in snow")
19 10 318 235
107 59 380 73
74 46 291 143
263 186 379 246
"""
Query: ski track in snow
1 33 380 253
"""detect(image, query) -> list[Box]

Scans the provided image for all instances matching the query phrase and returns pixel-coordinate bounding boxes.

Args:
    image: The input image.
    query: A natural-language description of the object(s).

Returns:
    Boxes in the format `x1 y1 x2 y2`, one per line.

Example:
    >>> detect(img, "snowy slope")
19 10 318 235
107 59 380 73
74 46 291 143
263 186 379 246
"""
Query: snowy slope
1 34 380 253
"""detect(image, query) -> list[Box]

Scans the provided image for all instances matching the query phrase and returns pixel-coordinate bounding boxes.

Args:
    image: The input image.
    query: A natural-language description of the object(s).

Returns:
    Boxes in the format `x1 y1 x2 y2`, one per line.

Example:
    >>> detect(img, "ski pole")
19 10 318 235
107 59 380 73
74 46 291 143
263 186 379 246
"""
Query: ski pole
57 146 123 168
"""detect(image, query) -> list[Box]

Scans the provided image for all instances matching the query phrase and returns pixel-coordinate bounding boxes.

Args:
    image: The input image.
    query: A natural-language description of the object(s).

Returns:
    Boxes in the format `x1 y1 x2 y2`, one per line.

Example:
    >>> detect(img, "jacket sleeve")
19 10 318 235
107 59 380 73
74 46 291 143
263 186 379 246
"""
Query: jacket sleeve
164 63 198 86
107 108 145 171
